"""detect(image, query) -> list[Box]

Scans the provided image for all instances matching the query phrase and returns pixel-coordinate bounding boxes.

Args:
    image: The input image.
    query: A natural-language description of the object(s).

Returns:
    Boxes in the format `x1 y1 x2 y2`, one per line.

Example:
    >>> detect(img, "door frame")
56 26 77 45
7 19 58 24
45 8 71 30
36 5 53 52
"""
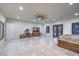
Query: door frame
53 24 63 37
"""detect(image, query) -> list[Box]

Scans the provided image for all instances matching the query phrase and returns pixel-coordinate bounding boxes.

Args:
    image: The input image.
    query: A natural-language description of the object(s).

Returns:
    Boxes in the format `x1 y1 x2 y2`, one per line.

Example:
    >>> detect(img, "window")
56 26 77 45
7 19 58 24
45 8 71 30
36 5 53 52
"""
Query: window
72 22 79 35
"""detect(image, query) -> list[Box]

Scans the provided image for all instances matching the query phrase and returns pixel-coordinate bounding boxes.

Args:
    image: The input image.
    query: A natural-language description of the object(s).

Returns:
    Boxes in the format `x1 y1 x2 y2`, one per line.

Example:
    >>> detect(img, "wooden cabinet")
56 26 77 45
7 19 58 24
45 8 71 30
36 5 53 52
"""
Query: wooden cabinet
58 40 79 54
32 32 41 36
32 27 41 36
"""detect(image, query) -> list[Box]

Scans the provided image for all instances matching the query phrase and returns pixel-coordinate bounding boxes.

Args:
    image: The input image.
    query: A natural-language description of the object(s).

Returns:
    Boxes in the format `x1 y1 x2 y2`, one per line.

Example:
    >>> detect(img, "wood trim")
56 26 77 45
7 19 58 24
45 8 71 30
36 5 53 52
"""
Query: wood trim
58 40 79 54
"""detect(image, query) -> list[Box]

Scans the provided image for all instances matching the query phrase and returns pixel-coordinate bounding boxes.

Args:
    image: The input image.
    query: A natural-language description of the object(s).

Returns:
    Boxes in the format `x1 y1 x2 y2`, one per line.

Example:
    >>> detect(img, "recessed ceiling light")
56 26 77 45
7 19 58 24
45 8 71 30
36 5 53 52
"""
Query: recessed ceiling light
74 13 79 16
33 19 36 22
17 16 20 19
19 6 23 11
69 3 73 5
53 19 55 21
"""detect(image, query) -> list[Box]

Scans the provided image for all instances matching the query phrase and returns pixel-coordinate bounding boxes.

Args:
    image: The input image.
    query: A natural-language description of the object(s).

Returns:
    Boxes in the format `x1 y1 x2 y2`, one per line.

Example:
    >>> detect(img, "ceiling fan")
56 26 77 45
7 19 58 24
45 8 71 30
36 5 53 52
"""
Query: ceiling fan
36 15 48 21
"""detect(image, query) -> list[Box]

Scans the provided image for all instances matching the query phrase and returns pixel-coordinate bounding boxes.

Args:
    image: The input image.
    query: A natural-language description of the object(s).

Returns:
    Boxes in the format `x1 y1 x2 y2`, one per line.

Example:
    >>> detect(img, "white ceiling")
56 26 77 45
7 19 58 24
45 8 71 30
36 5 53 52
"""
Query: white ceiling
0 3 79 23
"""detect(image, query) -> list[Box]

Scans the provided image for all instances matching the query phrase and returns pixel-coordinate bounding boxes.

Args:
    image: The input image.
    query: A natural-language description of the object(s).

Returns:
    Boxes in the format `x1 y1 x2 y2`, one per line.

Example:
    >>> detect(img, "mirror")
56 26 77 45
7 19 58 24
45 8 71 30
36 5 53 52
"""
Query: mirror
0 21 4 41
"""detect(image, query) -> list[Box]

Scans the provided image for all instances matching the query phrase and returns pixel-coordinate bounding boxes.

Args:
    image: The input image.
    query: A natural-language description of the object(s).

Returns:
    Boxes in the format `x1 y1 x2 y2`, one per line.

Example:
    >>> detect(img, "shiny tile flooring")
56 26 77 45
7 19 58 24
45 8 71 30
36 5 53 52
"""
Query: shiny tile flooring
0 36 79 56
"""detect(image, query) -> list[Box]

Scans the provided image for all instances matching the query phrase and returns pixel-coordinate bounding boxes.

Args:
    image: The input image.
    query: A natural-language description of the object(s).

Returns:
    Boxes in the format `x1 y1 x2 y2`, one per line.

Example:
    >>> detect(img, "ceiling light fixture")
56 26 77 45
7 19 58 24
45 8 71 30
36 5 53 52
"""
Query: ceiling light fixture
17 16 20 19
19 6 23 11
39 18 42 21
33 19 36 22
69 3 73 5
74 13 79 16
53 19 55 21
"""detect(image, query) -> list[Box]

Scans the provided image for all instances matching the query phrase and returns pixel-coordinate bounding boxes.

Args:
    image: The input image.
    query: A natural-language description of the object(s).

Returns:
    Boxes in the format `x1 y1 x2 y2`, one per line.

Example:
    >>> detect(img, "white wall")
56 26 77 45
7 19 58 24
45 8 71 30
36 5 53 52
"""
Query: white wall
6 21 44 40
43 18 79 45
53 18 79 35
6 18 79 40
44 18 79 37
0 12 6 47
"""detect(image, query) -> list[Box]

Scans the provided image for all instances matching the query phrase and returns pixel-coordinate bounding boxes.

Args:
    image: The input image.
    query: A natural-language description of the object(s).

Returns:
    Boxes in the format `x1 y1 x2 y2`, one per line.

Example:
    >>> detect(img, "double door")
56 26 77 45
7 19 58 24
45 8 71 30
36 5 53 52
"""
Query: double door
53 24 63 37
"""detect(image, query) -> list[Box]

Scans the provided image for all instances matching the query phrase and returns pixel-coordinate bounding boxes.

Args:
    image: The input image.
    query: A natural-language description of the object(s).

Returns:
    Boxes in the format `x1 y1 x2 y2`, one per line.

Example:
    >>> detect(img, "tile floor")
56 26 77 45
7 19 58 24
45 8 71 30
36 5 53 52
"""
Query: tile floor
0 35 79 56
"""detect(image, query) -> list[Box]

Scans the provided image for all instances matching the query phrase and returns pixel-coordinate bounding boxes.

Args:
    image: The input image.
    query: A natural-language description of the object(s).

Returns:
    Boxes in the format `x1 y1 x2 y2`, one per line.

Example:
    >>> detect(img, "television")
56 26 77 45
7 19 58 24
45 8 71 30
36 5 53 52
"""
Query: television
33 27 40 32
0 21 4 41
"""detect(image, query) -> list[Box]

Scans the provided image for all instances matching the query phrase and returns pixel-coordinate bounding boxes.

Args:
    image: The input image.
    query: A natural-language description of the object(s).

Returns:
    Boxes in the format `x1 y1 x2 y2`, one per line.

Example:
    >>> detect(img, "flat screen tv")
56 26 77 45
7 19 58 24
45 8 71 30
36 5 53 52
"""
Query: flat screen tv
0 21 4 41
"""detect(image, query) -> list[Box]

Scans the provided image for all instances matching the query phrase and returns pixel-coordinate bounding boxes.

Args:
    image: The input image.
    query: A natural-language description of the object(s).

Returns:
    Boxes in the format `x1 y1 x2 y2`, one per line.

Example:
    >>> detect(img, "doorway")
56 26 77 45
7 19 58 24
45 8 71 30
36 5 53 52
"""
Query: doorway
6 23 15 40
53 24 63 37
